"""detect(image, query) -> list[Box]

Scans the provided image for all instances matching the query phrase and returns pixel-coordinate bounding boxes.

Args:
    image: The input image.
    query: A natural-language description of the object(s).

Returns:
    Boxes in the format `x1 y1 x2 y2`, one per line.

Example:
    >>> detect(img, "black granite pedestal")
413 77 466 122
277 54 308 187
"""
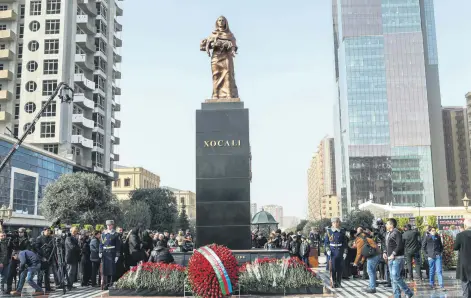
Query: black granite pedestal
195 101 251 249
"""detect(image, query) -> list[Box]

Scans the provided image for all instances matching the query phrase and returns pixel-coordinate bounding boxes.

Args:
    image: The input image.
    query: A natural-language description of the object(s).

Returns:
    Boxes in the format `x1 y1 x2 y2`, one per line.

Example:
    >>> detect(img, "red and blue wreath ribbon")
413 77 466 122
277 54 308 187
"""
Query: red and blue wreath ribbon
197 246 233 295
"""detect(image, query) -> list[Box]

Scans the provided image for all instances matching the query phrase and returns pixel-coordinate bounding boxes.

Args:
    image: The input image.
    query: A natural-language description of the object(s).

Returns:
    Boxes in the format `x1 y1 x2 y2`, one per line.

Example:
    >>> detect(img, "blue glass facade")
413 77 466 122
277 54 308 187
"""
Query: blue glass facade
333 0 446 215
0 139 73 216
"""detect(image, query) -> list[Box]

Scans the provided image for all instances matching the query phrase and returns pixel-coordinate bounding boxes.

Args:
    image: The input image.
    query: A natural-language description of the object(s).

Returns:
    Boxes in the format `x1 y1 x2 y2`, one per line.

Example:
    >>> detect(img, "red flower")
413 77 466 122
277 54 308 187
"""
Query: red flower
188 244 238 298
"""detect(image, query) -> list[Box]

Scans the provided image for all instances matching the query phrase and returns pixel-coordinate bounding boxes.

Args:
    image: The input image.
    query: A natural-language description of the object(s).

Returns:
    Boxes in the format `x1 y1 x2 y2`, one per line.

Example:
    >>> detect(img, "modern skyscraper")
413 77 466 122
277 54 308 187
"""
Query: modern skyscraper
332 0 448 216
261 204 283 227
307 136 336 220
0 0 123 180
442 107 471 206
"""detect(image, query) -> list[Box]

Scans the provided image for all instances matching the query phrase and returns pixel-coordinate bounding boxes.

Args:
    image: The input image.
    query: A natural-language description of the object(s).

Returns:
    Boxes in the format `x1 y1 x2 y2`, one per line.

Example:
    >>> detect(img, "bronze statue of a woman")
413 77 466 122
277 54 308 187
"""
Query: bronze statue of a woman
200 16 239 100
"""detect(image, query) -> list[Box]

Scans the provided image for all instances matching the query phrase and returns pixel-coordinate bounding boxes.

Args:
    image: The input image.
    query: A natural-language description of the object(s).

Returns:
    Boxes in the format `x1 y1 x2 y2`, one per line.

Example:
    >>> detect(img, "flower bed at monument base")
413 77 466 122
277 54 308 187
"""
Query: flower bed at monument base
239 257 323 295
112 246 324 297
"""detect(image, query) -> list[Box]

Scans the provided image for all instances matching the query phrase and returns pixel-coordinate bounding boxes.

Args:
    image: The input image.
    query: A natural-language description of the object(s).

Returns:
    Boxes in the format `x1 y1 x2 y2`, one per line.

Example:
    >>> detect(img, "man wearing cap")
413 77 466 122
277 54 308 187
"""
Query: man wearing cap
99 220 121 290
324 217 347 288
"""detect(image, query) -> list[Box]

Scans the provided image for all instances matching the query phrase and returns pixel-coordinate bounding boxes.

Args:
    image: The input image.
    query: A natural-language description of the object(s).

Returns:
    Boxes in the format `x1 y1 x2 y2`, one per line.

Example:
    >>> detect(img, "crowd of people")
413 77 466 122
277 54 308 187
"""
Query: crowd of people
322 216 471 298
0 219 193 296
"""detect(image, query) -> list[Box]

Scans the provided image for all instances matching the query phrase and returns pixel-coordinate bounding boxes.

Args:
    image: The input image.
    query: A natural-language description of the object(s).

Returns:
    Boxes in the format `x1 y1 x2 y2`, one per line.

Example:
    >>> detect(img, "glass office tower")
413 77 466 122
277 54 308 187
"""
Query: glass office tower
332 0 448 216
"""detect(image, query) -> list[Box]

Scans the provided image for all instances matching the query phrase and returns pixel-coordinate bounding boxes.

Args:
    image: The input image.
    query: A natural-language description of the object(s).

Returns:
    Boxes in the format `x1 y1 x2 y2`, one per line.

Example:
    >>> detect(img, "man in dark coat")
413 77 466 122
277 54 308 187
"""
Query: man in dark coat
90 231 101 287
454 218 471 297
148 241 174 264
128 228 144 267
402 224 422 281
99 220 121 290
79 231 91 286
0 232 12 294
65 227 80 290
35 227 56 292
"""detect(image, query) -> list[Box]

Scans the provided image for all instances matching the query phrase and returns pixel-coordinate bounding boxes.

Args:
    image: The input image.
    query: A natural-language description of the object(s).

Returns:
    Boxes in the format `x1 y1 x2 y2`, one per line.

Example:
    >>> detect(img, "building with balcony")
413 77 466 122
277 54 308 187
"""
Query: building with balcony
112 165 161 200
307 136 337 220
0 0 123 182
443 107 471 206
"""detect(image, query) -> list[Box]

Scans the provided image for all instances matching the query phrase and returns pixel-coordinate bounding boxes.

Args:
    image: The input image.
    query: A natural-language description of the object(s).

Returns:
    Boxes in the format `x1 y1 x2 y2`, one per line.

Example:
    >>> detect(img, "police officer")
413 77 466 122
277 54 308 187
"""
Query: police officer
324 217 347 288
99 220 121 290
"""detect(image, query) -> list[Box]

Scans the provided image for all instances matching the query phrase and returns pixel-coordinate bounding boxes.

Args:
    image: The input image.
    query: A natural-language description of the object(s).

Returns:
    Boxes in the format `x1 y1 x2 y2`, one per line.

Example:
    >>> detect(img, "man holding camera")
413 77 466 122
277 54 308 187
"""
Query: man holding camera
100 220 121 290
35 227 56 292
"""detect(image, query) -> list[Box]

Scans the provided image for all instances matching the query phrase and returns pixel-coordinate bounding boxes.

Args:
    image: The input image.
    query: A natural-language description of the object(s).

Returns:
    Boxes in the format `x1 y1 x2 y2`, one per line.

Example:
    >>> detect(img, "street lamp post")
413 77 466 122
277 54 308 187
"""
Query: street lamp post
462 194 471 213
0 205 13 232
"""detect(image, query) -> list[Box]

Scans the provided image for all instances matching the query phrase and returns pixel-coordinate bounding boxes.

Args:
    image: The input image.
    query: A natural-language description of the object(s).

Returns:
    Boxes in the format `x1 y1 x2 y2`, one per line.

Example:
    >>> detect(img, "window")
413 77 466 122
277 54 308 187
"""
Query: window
14 103 19 119
17 63 22 78
94 75 105 91
40 122 55 138
93 93 105 109
42 80 57 96
30 1 41 16
124 178 131 187
44 39 59 54
0 25 6 31
93 132 104 148
72 125 82 135
180 197 185 205
43 59 58 74
92 152 103 168
24 102 36 113
72 146 81 156
13 124 18 138
72 104 82 115
29 21 40 32
45 20 60 34
0 64 3 70
0 6 7 11
46 0 61 14
0 44 5 50
113 179 120 187
26 61 38 72
24 123 35 134
43 144 58 154
96 19 107 35
28 40 39 52
41 101 56 117
18 43 23 59
93 113 104 129
16 83 20 99
20 5 25 18
25 81 37 92
19 24 24 38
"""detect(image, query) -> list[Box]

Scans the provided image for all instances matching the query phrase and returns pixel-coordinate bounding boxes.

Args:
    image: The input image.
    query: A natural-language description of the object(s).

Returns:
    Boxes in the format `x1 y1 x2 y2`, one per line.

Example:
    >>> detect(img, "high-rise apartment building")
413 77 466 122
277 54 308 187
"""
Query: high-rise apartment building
261 205 283 227
332 0 448 216
0 0 123 180
307 137 336 220
443 107 471 206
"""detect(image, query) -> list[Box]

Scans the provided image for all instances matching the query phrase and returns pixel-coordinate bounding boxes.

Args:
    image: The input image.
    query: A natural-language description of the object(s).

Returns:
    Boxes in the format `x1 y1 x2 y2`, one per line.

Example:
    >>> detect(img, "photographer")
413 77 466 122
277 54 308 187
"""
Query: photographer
65 227 80 290
0 232 12 294
7 227 30 294
10 250 43 296
35 227 56 292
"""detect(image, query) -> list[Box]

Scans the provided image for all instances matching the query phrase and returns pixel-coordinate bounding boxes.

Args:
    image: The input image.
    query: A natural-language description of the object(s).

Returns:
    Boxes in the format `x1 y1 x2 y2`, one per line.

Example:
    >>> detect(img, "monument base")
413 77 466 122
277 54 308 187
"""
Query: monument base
196 100 251 249
204 97 240 103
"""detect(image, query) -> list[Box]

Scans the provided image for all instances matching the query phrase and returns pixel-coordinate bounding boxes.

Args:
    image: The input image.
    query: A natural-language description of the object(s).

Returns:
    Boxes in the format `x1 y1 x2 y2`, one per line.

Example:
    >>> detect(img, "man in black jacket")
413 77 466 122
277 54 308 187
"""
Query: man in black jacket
65 227 80 290
89 231 101 287
0 232 12 294
384 218 413 298
454 218 471 298
79 231 91 286
422 226 445 290
35 227 56 292
148 241 174 264
402 224 422 281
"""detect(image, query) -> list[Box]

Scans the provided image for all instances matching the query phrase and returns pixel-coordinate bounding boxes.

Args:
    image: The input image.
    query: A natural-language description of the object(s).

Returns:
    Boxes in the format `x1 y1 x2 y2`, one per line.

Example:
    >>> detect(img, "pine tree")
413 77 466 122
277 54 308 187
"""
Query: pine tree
178 205 190 231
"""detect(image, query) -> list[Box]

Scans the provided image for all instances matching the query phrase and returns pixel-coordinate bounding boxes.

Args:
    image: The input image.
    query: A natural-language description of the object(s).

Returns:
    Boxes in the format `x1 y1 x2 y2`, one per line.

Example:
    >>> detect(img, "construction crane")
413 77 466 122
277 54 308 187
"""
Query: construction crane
0 82 74 173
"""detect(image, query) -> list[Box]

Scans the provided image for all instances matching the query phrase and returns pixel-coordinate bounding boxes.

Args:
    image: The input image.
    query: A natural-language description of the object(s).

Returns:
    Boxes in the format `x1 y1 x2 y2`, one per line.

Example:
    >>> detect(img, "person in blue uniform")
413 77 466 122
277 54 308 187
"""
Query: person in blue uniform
99 220 121 290
324 217 347 288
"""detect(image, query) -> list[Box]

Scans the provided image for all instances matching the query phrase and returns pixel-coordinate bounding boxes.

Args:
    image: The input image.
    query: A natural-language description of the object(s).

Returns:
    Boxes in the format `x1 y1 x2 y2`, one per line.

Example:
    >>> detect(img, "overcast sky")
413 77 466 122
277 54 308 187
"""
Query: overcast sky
117 1 471 218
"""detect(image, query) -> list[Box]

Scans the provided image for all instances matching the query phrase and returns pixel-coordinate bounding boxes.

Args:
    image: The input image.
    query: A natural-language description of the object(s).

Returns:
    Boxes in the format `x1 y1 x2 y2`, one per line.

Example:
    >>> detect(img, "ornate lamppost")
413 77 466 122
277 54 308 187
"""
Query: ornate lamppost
462 194 471 213
0 205 13 232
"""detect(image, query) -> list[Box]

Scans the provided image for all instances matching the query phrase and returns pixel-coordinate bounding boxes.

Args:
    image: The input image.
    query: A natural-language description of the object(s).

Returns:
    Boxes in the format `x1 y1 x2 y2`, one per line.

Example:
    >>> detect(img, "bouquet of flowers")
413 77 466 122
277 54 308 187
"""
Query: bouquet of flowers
441 232 456 269
187 244 238 298
115 262 186 293
239 257 322 293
